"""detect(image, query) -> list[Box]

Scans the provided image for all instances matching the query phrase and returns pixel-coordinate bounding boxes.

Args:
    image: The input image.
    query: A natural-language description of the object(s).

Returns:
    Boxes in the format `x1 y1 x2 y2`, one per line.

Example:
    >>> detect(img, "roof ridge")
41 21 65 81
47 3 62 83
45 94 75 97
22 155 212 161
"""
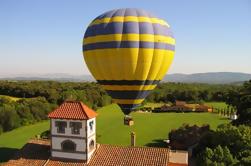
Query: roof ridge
100 144 170 150
79 102 90 119
48 101 97 120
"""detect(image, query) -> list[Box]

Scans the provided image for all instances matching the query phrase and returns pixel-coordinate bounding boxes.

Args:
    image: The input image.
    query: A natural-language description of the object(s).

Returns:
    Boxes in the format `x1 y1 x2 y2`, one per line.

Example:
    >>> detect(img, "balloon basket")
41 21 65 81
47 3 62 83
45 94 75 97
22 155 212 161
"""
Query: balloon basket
124 116 134 126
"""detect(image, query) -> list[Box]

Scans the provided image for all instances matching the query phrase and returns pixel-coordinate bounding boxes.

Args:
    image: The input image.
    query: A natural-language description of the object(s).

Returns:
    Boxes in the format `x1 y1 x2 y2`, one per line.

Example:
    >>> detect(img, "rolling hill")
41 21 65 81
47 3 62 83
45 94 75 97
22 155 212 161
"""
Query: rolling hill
1 72 250 84
163 72 251 84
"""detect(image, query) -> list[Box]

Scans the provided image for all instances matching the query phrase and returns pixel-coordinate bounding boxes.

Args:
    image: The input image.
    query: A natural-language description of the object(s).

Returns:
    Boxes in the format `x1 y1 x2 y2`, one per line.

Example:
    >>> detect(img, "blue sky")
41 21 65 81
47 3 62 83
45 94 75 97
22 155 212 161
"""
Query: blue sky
0 0 250 76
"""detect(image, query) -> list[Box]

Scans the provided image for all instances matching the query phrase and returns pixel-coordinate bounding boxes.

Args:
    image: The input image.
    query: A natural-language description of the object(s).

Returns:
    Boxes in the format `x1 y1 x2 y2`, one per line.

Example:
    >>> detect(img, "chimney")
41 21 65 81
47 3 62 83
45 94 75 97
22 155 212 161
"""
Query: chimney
131 132 136 146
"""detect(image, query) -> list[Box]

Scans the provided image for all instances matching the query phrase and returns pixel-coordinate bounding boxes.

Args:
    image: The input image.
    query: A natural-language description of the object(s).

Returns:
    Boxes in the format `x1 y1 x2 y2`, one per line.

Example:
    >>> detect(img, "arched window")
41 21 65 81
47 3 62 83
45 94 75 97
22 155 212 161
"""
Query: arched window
89 140 95 151
61 140 76 152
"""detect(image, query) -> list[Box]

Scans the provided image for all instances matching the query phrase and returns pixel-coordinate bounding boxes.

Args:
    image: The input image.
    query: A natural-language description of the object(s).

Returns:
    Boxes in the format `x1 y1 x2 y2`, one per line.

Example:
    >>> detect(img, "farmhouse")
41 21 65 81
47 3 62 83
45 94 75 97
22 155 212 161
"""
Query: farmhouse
4 101 188 166
194 105 212 112
157 101 212 113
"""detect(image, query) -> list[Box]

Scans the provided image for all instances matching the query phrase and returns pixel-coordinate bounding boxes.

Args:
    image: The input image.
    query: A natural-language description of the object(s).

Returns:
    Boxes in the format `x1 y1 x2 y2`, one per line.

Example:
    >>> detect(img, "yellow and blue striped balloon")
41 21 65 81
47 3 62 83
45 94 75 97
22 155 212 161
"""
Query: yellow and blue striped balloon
83 8 175 115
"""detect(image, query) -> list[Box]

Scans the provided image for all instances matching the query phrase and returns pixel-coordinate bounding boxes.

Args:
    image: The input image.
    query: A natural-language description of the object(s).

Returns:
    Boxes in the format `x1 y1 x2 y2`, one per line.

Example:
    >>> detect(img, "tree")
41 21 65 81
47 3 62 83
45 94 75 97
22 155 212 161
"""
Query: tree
169 124 209 150
226 80 251 126
0 125 3 135
195 124 251 165
199 145 237 166
1 109 21 131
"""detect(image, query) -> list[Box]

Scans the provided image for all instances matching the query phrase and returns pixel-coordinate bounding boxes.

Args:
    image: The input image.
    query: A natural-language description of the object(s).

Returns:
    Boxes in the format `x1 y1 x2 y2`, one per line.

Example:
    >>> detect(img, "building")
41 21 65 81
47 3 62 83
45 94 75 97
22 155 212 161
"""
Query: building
175 101 187 106
194 105 213 112
4 101 188 166
47 101 97 161
157 101 213 113
5 139 188 166
159 102 193 112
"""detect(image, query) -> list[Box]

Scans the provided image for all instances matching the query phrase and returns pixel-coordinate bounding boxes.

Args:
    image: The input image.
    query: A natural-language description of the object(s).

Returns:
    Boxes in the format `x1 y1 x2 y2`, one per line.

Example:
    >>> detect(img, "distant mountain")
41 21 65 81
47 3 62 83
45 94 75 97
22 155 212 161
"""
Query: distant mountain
0 72 250 84
163 72 251 84
0 73 94 82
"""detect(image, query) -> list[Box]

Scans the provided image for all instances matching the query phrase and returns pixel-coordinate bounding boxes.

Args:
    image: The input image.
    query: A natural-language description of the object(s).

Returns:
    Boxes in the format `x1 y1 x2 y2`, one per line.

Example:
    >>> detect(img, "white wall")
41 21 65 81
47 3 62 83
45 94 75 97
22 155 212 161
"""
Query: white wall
86 118 96 137
86 118 96 160
51 119 86 137
87 134 96 160
51 137 86 152
52 151 87 160
50 117 96 161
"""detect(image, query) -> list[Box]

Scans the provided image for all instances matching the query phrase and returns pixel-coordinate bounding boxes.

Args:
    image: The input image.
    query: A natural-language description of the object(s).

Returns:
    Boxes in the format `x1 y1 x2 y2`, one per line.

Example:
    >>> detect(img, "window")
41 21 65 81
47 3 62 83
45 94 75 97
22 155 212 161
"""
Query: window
89 140 95 151
55 121 67 134
89 121 94 132
61 140 76 152
70 122 82 135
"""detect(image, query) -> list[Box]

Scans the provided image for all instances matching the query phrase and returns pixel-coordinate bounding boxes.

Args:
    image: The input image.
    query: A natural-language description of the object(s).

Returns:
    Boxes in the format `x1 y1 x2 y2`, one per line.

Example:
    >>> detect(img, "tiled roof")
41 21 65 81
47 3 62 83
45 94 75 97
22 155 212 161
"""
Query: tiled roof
4 139 188 166
48 101 97 120
169 163 188 166
4 139 50 166
87 144 170 166
41 144 171 166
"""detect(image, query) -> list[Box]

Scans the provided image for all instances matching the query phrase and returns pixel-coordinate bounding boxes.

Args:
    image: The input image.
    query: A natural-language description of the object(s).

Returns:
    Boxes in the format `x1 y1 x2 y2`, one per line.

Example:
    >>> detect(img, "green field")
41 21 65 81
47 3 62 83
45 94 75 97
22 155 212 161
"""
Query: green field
0 121 49 162
205 102 235 114
96 104 229 146
0 95 22 101
0 103 230 163
143 102 167 109
205 102 228 109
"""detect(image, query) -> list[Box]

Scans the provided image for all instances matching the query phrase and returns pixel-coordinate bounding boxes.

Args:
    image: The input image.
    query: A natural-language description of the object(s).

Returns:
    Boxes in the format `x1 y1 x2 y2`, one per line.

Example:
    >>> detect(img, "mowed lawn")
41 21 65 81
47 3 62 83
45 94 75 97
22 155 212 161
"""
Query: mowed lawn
96 104 230 146
0 103 230 162
205 102 228 110
0 121 49 162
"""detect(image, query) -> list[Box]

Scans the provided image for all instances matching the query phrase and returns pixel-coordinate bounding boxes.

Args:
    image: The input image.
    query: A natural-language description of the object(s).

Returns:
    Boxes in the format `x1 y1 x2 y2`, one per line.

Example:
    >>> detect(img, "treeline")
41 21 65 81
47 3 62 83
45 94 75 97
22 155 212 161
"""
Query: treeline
0 81 112 109
0 81 238 108
0 80 241 134
0 81 112 134
0 97 55 134
146 82 239 103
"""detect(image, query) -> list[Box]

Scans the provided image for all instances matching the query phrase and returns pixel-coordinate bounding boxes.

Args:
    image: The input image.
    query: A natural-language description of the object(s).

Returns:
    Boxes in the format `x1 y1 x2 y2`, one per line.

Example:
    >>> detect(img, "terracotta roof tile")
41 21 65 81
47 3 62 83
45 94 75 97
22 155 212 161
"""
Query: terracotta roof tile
168 163 188 166
4 139 50 166
48 101 97 120
4 139 188 166
88 144 170 166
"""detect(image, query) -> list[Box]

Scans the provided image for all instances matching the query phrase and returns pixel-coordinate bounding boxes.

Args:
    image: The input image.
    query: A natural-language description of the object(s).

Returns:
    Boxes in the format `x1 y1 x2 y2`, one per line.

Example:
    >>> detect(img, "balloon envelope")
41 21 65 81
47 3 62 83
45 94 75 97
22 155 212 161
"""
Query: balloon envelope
83 8 175 115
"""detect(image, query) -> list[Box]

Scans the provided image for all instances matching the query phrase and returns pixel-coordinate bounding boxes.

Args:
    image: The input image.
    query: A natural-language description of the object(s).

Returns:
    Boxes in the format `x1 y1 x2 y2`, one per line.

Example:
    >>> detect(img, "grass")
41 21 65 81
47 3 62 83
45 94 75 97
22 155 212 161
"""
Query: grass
143 102 167 109
205 102 228 110
0 103 230 162
0 121 49 162
0 95 22 101
204 102 235 113
96 104 230 147
144 102 229 111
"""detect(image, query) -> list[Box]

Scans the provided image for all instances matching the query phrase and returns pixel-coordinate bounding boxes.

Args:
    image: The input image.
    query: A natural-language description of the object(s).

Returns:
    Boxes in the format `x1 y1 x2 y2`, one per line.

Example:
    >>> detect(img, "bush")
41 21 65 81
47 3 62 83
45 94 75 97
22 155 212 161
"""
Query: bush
198 145 237 166
0 125 3 134
40 130 50 139
0 97 55 132
195 124 251 165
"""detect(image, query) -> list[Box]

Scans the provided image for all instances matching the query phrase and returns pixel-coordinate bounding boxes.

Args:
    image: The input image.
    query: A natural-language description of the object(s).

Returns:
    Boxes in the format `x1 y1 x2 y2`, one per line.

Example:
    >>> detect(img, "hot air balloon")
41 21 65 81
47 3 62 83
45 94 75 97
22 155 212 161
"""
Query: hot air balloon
82 8 175 117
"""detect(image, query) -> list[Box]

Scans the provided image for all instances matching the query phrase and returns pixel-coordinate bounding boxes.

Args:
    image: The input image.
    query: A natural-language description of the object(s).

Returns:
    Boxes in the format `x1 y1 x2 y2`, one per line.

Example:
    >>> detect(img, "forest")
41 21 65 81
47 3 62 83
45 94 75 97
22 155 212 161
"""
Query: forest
0 80 245 135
